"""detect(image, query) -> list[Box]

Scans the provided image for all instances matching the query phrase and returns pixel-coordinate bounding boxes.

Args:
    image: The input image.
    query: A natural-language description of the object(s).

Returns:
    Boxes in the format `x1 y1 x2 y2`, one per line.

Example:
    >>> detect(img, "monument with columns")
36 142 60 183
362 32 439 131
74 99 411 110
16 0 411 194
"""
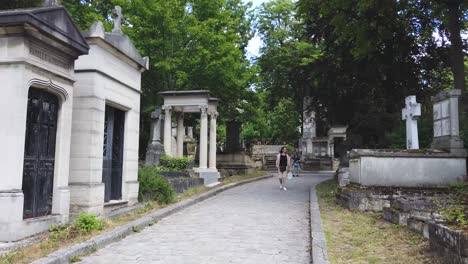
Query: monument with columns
159 90 220 186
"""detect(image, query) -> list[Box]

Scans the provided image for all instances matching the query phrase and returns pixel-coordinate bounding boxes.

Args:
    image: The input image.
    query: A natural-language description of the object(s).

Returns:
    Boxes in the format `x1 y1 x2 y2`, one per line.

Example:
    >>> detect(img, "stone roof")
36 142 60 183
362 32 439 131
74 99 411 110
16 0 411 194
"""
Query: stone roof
0 6 89 55
81 21 149 70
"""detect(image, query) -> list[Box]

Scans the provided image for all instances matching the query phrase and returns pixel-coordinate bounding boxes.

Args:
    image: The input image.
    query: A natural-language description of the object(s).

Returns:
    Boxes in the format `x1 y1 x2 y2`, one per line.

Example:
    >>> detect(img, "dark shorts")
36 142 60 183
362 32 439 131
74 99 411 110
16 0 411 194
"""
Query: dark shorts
279 166 287 172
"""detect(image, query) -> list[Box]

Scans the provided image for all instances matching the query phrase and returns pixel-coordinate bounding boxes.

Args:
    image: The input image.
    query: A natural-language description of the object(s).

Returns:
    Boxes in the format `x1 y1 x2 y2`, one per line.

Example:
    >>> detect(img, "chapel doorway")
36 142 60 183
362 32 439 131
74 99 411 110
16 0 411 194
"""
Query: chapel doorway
22 88 59 219
102 105 125 202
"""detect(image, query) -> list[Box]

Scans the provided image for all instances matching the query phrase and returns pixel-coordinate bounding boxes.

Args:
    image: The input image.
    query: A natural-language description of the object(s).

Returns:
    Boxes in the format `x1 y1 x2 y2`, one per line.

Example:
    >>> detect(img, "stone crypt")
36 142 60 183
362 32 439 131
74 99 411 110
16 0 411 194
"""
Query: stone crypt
0 3 147 242
69 17 148 216
0 5 89 241
159 90 221 186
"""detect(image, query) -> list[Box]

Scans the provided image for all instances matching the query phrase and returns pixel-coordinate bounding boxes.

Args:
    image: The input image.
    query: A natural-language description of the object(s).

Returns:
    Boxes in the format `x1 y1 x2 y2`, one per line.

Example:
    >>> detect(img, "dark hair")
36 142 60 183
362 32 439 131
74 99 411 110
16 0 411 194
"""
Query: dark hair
279 146 287 153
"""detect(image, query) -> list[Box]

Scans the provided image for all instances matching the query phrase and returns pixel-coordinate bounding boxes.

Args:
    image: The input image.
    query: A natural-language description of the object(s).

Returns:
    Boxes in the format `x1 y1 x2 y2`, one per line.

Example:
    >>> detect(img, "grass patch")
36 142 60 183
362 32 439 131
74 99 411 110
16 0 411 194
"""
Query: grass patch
315 179 440 264
0 171 268 264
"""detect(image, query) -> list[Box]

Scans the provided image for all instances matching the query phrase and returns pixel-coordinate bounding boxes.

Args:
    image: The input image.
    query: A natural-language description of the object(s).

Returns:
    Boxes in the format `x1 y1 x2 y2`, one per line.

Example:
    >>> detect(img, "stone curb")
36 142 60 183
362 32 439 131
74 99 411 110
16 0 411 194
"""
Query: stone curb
31 174 273 264
310 178 331 264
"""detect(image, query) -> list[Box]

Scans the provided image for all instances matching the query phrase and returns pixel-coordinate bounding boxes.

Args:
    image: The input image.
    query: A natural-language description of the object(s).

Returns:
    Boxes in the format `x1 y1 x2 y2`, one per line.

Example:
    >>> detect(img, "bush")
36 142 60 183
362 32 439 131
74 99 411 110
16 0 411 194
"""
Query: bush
138 166 175 204
159 156 192 171
73 213 104 234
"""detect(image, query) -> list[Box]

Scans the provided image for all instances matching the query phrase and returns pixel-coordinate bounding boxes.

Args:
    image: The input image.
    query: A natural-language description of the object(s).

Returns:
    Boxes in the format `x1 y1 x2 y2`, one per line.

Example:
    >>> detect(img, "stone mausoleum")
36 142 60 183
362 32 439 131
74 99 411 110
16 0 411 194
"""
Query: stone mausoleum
159 90 221 186
0 4 146 242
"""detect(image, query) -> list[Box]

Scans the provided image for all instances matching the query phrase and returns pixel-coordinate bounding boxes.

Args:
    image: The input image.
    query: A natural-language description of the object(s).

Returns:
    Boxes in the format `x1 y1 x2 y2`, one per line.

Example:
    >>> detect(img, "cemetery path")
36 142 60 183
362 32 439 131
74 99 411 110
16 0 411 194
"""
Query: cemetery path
78 173 331 264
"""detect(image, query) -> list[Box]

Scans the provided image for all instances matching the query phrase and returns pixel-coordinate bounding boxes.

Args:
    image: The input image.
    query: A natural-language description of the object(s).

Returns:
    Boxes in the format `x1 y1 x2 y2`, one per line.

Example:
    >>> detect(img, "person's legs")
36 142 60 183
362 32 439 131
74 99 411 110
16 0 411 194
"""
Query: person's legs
281 170 287 189
278 170 284 188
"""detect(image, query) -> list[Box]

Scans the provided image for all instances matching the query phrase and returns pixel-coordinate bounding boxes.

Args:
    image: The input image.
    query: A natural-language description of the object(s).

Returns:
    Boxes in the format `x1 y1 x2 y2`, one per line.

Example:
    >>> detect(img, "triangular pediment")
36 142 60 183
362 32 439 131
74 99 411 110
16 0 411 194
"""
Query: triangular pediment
0 6 89 55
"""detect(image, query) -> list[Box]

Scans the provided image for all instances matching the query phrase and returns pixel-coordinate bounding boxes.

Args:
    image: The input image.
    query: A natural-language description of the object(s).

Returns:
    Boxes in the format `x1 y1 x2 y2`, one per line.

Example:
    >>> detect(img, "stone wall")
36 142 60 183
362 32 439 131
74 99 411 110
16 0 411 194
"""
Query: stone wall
349 149 466 187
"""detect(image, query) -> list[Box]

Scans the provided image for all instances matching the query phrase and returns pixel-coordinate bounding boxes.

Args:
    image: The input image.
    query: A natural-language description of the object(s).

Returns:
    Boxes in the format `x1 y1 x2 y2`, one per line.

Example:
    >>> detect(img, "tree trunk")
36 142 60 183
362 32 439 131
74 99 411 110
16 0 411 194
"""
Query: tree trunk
445 1 465 95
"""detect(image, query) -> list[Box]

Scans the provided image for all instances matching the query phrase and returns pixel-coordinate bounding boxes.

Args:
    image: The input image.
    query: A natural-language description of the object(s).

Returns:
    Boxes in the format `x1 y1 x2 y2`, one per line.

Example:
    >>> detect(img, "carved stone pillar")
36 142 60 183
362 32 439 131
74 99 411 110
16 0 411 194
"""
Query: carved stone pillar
163 106 172 156
199 105 208 169
209 112 218 169
176 112 184 157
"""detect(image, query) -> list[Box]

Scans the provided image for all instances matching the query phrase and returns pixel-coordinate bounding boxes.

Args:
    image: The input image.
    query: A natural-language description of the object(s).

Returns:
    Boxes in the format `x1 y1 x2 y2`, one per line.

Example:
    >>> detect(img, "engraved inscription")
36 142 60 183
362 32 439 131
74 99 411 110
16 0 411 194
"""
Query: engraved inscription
29 44 70 70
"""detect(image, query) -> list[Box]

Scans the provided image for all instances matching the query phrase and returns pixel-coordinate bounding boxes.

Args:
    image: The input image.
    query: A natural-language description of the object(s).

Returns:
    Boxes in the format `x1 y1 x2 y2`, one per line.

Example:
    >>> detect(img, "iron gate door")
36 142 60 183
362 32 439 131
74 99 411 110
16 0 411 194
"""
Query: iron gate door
102 106 125 202
23 88 58 219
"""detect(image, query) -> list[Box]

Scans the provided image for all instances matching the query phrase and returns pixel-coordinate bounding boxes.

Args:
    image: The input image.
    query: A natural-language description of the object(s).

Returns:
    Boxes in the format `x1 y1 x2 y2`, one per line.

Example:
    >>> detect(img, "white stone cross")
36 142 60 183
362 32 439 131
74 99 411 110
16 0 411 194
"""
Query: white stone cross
112 6 124 34
401 95 421 149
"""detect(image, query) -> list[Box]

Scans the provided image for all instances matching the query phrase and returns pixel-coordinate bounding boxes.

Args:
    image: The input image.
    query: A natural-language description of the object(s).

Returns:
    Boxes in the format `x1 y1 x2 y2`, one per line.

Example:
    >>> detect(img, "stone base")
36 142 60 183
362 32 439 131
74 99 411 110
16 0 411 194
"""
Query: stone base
125 181 139 205
432 135 465 150
145 142 164 166
336 187 392 211
337 167 350 187
69 183 105 217
429 223 468 264
167 177 204 193
349 149 466 187
0 190 67 242
199 171 221 187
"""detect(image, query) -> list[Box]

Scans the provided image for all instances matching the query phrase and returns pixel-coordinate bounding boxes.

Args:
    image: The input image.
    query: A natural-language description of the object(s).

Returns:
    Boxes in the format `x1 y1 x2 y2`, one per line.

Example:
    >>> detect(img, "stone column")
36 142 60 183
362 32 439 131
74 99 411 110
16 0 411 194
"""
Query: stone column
199 105 208 169
145 107 164 166
209 111 218 169
163 106 172 156
177 112 184 157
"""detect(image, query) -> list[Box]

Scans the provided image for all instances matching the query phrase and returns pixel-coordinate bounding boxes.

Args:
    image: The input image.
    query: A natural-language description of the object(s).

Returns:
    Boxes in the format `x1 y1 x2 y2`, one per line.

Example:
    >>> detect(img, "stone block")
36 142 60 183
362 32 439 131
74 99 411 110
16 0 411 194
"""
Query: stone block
200 172 220 187
349 149 466 187
407 217 429 239
429 222 468 263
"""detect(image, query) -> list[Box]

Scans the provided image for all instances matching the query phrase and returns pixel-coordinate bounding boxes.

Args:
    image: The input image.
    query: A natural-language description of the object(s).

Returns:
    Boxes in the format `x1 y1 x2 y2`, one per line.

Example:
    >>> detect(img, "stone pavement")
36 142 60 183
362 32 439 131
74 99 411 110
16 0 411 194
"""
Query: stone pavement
79 174 331 264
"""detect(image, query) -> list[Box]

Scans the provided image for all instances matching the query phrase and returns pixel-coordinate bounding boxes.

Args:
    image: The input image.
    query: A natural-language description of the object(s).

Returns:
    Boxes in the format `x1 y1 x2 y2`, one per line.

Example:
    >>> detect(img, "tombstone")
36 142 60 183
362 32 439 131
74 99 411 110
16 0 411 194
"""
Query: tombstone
145 107 165 166
184 126 197 159
69 14 148 216
0 6 89 241
432 89 464 150
301 96 316 156
401 96 421 149
225 120 242 153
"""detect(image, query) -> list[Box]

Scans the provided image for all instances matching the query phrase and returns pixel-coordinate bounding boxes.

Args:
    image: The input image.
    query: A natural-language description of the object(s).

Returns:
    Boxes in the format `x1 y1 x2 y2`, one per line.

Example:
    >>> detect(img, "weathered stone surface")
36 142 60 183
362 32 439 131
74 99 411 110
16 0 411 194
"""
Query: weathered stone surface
167 177 204 194
407 217 430 239
428 222 468 264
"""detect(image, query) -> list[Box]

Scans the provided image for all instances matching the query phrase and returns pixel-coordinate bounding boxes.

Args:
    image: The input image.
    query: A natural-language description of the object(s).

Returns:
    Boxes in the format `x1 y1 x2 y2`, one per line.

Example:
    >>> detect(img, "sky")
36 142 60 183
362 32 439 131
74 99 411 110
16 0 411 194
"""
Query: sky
246 0 268 59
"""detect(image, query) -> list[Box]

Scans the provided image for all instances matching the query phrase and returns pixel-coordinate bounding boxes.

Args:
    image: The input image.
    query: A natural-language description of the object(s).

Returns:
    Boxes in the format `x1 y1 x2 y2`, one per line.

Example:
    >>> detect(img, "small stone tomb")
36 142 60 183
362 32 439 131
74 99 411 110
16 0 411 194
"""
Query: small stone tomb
0 5 89 241
69 17 149 217
349 90 466 188
159 90 220 186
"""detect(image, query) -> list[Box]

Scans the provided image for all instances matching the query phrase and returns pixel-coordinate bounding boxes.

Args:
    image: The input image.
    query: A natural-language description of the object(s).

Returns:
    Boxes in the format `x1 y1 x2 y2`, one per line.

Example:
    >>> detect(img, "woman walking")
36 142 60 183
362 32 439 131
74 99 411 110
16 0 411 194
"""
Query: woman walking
276 146 291 190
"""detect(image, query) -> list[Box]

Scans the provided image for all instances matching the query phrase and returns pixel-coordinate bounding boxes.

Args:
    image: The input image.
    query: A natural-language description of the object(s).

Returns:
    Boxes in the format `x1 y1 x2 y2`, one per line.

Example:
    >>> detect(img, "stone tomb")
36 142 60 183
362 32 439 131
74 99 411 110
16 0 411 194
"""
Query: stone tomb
69 20 148 216
0 6 89 241
159 90 220 186
349 90 466 188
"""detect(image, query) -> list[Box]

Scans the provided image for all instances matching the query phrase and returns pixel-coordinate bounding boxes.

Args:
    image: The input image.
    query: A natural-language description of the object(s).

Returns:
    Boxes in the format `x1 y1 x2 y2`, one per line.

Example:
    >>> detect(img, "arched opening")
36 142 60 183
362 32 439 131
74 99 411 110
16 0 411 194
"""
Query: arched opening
22 87 59 219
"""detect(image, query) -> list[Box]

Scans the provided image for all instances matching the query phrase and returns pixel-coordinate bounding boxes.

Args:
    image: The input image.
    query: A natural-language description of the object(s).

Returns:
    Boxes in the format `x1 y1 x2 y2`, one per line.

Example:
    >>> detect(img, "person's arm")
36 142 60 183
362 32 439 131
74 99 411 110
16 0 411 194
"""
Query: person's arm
287 155 291 171
275 154 280 170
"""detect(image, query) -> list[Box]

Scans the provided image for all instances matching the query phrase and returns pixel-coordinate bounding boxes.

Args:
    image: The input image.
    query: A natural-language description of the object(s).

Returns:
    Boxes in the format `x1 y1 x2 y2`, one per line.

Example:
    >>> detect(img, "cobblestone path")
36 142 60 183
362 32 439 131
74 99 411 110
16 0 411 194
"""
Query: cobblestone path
79 174 331 264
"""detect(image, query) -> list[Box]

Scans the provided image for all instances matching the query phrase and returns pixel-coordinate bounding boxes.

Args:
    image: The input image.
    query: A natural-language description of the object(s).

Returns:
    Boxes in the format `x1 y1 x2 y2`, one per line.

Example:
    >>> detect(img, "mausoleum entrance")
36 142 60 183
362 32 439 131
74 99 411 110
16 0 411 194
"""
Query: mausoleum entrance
102 105 125 202
22 87 59 219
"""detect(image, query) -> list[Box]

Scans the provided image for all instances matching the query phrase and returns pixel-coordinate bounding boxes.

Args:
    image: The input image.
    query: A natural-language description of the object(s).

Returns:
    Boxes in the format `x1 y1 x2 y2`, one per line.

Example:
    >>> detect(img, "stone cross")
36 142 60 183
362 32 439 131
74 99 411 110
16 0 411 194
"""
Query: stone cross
401 95 421 149
112 6 123 34
150 108 162 143
43 0 58 6
145 107 164 166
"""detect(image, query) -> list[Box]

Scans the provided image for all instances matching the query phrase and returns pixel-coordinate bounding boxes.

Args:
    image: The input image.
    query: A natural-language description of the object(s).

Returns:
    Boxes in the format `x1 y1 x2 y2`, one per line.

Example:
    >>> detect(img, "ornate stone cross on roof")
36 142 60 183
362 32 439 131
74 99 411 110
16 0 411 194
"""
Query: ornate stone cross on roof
402 95 421 149
112 6 123 34
43 0 58 6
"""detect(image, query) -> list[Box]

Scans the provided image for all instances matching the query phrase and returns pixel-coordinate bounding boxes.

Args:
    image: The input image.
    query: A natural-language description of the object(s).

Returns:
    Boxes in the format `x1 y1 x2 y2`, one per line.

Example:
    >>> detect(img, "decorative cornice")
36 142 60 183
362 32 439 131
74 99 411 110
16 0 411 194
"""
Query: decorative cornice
27 78 69 101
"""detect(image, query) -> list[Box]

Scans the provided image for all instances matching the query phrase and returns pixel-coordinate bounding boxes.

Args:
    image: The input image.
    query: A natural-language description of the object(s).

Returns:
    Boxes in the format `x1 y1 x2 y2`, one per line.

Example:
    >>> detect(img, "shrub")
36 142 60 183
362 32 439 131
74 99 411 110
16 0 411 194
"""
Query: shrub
138 166 175 204
72 213 104 234
159 156 192 171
